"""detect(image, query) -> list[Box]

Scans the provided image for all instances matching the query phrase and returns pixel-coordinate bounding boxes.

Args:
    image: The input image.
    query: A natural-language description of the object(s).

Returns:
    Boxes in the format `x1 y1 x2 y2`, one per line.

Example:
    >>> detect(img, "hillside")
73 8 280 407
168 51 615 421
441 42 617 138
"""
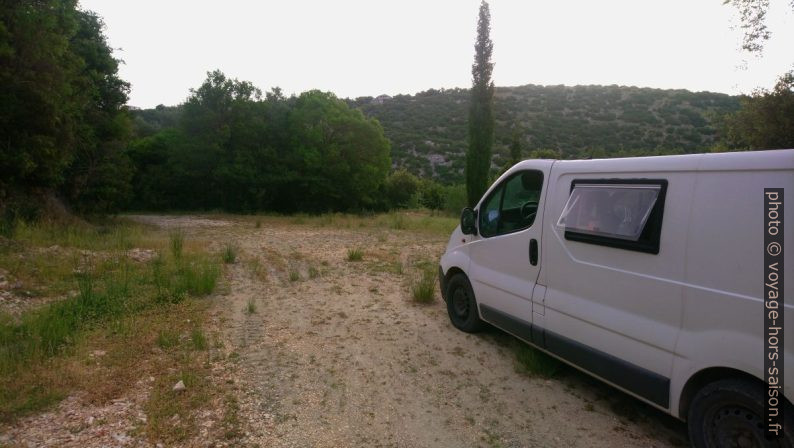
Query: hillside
348 85 741 183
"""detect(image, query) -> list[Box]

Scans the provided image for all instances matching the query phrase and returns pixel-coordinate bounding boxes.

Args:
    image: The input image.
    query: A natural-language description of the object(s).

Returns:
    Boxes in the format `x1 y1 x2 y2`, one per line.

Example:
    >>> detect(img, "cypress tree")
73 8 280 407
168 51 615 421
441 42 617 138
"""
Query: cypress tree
465 1 495 207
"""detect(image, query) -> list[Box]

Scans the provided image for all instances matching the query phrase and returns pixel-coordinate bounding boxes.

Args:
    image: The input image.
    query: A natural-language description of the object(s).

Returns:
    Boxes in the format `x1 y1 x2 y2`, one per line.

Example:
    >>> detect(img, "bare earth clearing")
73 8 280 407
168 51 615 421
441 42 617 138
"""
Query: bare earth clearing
4 215 688 447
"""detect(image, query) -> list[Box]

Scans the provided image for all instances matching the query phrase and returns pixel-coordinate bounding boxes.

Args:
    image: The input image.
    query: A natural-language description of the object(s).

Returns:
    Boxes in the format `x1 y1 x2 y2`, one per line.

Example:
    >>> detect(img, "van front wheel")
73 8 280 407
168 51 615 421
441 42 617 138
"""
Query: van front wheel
688 378 793 448
446 274 485 333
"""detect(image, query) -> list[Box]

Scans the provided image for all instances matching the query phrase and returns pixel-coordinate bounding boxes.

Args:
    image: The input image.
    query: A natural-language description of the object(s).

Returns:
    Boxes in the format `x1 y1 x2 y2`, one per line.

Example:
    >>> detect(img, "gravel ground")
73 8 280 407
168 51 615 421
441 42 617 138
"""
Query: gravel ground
1 215 689 447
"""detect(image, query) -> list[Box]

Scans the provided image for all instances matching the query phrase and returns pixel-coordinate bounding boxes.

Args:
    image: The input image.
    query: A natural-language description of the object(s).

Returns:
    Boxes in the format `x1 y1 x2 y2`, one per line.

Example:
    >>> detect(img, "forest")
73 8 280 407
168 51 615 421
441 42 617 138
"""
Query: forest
1 0 793 221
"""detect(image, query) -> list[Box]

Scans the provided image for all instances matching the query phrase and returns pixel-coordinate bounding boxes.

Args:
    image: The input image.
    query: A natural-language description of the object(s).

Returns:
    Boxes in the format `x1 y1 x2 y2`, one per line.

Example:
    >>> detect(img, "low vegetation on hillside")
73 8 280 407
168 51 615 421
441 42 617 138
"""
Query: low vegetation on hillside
349 85 742 182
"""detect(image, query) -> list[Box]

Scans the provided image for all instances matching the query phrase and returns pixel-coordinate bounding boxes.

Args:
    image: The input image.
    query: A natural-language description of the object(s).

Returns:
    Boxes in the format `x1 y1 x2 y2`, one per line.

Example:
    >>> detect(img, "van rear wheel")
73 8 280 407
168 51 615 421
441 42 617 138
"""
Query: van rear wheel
445 273 485 333
688 378 793 448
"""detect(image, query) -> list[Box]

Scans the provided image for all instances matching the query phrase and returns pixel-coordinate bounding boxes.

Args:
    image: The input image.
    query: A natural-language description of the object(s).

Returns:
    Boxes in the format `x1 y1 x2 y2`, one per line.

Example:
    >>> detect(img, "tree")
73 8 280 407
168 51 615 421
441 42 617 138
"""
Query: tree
721 71 794 149
384 170 420 208
465 1 495 207
62 11 132 213
0 1 132 213
0 0 82 193
286 91 391 212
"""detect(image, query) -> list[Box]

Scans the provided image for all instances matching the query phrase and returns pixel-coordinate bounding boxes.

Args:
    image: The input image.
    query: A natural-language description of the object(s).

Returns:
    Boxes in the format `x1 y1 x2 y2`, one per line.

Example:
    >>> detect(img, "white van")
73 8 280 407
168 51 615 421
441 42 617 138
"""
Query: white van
439 149 793 447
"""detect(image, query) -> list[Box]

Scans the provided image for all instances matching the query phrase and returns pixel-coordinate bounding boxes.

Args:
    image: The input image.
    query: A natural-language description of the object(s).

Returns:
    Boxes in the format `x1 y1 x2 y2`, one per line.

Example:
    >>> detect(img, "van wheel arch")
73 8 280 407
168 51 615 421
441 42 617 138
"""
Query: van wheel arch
679 367 786 420
441 267 466 302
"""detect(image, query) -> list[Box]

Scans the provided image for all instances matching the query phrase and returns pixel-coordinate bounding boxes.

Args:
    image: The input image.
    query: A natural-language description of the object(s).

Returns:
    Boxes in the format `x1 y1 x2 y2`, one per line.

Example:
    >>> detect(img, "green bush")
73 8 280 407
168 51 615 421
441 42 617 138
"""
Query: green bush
419 179 446 210
384 170 420 209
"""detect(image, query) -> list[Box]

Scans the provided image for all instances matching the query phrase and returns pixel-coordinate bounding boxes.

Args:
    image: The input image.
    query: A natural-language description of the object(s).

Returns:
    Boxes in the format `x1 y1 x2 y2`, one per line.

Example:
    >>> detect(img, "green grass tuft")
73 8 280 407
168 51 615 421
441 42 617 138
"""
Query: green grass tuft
513 342 563 378
157 329 180 349
288 270 300 282
221 244 237 264
170 230 184 259
190 328 208 351
411 264 437 303
346 248 363 262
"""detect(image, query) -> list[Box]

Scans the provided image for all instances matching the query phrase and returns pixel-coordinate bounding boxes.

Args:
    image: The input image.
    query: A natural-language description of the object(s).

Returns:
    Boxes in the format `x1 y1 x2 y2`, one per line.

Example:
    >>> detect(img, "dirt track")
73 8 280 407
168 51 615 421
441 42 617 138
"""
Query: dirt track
150 215 689 447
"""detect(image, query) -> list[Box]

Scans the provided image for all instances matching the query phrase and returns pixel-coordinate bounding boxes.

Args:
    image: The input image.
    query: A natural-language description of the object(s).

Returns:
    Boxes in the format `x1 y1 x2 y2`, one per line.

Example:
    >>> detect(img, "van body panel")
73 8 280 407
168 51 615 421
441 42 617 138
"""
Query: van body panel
541 166 694 386
670 162 794 416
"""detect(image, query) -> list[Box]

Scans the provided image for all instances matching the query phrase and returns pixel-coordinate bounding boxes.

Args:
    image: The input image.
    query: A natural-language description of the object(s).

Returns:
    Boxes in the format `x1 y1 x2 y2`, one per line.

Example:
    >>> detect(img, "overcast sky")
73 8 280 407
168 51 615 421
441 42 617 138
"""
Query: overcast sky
78 0 794 109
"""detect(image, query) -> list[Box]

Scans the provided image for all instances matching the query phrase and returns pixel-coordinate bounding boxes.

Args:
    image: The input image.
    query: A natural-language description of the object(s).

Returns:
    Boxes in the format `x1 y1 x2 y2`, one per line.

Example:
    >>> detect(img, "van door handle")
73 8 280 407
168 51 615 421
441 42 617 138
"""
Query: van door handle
529 239 538 266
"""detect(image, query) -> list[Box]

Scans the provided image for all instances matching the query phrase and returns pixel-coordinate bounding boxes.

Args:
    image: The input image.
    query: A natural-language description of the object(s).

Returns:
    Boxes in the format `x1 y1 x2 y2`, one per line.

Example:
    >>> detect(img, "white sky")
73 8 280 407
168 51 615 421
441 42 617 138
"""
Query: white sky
78 0 794 109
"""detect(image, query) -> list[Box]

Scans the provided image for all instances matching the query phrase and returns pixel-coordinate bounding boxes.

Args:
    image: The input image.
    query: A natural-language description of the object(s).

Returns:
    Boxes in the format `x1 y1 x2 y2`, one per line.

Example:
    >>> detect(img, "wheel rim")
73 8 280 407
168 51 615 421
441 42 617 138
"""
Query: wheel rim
707 405 774 448
451 286 469 320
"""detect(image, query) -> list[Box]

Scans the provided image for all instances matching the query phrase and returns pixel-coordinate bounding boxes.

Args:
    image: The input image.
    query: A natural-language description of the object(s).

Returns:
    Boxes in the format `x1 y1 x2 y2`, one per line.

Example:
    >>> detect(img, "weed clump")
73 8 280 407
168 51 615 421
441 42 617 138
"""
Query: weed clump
222 244 237 264
346 248 363 262
411 265 437 303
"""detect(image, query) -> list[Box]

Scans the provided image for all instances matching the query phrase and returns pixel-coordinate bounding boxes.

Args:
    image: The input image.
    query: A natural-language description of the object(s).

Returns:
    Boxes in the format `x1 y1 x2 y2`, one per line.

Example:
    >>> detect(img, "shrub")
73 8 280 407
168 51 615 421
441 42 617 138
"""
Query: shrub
384 170 420 209
419 179 446 210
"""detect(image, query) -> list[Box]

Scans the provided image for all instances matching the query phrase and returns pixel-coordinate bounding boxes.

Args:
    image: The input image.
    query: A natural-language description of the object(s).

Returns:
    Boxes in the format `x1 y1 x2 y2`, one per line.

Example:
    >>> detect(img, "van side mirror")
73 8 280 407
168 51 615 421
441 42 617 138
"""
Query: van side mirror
461 207 477 235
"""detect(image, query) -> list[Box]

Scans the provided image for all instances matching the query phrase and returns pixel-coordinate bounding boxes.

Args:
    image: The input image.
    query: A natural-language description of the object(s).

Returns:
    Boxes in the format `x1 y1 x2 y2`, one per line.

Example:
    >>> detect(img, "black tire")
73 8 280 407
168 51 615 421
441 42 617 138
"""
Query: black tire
445 273 485 333
688 378 794 448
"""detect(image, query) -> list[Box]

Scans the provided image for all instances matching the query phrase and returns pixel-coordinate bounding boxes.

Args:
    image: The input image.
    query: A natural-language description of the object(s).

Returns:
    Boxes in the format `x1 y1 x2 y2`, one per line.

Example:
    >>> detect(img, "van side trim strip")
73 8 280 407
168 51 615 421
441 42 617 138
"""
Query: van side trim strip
479 304 670 408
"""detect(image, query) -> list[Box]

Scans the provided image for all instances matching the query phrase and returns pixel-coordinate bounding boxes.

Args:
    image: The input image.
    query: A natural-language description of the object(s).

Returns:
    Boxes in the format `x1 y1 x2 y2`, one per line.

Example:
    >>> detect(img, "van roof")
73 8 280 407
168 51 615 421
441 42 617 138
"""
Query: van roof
516 149 794 173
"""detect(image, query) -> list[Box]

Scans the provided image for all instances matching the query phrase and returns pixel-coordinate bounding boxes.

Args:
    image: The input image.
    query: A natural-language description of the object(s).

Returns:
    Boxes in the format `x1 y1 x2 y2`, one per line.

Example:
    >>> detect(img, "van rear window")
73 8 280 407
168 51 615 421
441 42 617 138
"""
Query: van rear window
558 179 667 254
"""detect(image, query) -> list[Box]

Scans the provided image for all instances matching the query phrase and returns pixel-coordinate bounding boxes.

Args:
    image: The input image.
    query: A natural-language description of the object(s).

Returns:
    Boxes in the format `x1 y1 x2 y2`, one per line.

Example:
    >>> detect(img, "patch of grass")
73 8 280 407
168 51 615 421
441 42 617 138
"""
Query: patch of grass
308 266 319 279
157 329 180 349
244 257 268 282
512 341 563 378
410 263 437 303
221 243 237 264
10 219 146 251
254 220 262 229
0 221 223 423
288 270 300 282
245 299 256 315
144 368 210 443
169 230 184 259
346 248 363 262
221 394 243 440
190 328 208 351
245 210 457 236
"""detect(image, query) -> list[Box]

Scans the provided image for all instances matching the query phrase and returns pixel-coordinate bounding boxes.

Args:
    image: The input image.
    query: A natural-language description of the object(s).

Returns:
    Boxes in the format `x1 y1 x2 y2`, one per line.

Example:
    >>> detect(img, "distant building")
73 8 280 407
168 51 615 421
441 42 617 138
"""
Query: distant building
371 94 391 105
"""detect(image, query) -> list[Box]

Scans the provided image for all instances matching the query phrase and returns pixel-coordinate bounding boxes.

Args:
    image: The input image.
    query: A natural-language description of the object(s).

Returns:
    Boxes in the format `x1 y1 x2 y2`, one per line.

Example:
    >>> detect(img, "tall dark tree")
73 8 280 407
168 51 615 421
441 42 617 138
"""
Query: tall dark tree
465 0 495 207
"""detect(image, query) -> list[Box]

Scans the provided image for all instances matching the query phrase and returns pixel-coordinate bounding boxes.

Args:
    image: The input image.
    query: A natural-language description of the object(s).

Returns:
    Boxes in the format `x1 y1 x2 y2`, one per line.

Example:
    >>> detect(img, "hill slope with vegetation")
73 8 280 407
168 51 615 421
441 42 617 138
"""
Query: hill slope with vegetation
348 85 741 183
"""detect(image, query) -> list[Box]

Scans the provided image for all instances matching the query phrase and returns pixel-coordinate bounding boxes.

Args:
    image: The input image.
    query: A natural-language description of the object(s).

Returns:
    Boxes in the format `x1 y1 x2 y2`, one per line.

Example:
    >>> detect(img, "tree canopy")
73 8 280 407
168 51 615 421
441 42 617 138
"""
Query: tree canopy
0 1 131 213
128 72 391 213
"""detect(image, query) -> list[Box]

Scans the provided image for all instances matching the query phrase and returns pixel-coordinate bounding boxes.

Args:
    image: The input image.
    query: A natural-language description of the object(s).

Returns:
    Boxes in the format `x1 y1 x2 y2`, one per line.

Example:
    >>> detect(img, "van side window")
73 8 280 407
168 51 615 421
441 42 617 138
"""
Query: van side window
479 170 544 238
557 179 668 254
